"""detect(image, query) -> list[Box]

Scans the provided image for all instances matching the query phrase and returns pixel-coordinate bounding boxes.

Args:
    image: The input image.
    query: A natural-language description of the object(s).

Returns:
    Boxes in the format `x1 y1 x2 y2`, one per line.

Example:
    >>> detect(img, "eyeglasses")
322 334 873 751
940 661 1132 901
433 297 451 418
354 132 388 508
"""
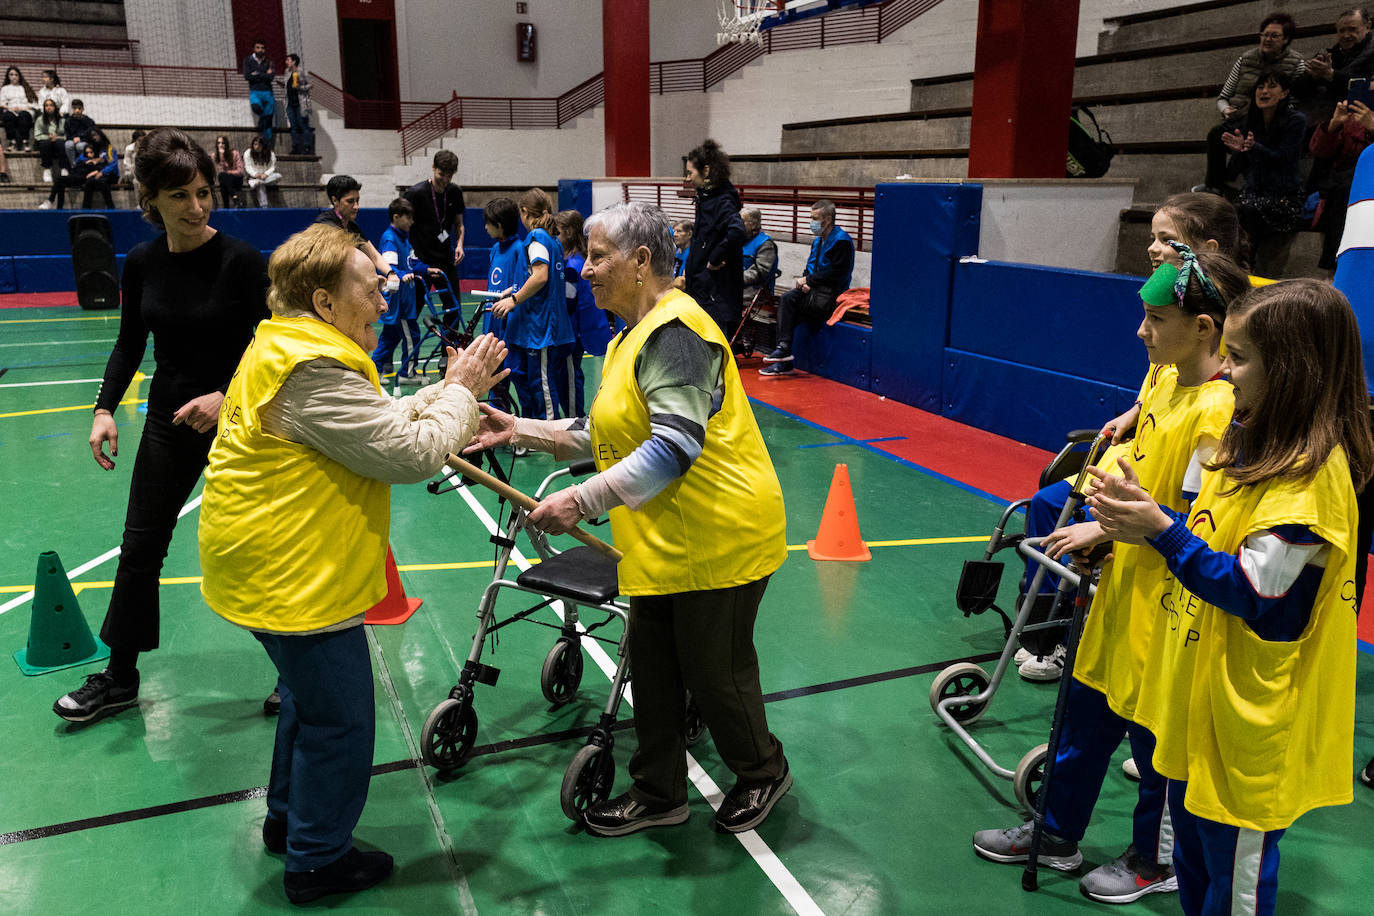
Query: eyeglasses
1259 30 1286 39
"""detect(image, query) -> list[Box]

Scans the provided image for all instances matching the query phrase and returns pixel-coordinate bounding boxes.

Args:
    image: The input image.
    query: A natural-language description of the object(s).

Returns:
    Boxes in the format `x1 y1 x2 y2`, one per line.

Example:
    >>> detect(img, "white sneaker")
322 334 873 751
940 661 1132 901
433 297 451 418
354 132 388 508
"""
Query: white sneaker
38 200 54 210
42 168 52 183
1013 647 1033 666
1018 644 1066 682
1122 757 1141 781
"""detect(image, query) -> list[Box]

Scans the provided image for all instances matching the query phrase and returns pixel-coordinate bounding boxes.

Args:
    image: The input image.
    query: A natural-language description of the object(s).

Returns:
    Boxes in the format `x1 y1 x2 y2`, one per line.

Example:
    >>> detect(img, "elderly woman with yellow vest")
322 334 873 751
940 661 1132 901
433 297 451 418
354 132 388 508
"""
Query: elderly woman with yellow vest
198 223 507 906
467 201 791 838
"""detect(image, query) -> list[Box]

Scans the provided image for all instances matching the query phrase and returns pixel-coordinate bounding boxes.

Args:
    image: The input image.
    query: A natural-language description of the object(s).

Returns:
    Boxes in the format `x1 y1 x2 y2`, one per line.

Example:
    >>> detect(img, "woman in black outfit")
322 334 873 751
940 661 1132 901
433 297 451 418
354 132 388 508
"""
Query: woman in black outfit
54 127 269 723
683 138 747 337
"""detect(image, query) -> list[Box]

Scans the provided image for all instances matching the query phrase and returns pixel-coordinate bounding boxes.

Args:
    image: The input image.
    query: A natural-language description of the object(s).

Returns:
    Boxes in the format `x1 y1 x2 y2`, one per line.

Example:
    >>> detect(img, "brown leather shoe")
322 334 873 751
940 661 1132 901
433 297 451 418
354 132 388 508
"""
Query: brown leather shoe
714 762 792 833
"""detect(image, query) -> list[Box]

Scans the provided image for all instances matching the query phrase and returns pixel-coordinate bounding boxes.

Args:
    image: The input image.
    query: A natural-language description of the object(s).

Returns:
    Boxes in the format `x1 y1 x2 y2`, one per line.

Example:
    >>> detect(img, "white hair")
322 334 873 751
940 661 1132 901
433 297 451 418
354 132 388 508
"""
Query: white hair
584 201 676 278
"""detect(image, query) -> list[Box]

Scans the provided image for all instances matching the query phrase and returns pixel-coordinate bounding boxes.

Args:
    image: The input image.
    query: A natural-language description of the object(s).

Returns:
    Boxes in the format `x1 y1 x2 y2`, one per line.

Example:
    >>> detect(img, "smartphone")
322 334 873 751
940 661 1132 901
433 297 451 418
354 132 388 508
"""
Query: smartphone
1348 77 1374 108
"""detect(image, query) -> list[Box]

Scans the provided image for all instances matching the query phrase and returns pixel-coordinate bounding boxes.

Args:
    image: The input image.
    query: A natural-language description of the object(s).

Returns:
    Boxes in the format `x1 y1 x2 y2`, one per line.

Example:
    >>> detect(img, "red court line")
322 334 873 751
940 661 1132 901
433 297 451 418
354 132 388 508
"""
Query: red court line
0 292 80 309
740 364 1374 648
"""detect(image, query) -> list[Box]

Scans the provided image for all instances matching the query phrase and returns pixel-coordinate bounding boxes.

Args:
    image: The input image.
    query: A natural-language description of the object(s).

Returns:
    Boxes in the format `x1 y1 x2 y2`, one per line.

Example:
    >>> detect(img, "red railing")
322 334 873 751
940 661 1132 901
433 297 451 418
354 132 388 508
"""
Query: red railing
621 181 875 251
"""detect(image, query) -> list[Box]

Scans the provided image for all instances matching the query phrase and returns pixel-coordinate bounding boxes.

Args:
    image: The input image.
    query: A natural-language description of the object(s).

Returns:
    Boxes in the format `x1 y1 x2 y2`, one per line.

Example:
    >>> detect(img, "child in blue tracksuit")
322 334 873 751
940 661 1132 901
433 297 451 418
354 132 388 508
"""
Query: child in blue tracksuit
489 189 575 419
483 197 525 414
554 209 613 416
370 198 427 381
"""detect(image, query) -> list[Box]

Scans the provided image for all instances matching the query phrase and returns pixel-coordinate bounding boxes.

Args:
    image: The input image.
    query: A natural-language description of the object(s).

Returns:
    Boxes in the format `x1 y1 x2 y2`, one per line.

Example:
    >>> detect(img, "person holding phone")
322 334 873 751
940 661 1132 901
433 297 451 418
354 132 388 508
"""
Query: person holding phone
1294 9 1374 105
1309 98 1374 273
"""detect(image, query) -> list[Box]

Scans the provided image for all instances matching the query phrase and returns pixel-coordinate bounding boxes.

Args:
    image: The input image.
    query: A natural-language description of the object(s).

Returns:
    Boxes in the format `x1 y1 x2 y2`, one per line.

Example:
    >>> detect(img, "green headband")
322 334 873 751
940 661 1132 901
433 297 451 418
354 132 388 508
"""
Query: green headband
1139 262 1179 307
1139 242 1224 309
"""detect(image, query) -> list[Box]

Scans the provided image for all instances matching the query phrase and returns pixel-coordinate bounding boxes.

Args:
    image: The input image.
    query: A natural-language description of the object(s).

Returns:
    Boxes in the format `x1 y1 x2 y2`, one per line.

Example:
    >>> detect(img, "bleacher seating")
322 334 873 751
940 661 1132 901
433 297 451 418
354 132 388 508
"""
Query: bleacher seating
0 0 128 43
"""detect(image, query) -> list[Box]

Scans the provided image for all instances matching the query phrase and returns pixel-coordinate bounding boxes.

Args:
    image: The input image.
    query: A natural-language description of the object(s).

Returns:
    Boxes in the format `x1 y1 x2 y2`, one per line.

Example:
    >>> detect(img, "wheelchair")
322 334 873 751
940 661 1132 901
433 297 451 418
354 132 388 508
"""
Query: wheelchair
730 284 779 357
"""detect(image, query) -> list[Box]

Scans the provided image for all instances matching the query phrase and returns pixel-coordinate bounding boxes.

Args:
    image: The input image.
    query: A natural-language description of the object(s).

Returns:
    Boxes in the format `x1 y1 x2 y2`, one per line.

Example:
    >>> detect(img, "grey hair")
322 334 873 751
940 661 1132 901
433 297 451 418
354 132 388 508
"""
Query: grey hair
741 207 761 228
585 201 676 278
811 199 837 221
1340 8 1372 26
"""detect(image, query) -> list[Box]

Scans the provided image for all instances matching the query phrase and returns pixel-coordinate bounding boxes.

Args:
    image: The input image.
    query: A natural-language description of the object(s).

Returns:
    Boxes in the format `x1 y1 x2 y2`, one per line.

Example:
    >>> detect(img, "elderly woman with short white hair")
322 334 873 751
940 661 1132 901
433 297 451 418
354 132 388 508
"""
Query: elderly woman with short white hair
198 222 507 905
468 201 792 839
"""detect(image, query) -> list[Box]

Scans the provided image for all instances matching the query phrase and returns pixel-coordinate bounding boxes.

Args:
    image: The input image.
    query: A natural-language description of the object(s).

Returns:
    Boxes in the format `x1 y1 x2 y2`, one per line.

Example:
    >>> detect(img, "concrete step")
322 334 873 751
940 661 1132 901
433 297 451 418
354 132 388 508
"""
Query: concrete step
0 183 326 211
1097 0 1336 56
0 20 127 41
2 0 126 26
1115 205 1326 279
730 156 965 188
781 112 968 155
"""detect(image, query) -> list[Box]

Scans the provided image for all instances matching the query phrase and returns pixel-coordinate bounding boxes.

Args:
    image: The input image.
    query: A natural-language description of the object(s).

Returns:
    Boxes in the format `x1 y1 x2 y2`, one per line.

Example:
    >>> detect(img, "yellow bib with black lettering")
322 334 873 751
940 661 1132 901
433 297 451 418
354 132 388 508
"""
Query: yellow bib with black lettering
1073 368 1233 721
589 289 786 595
1139 449 1356 831
199 315 390 632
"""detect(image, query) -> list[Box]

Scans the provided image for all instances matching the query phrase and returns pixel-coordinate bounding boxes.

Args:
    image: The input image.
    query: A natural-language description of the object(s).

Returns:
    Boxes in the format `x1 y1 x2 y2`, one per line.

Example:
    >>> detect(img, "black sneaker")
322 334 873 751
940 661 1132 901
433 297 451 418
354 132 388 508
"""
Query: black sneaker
758 362 794 378
284 847 393 904
761 347 793 363
264 687 281 716
1360 756 1374 789
582 792 690 837
53 668 139 723
263 815 287 854
714 762 792 833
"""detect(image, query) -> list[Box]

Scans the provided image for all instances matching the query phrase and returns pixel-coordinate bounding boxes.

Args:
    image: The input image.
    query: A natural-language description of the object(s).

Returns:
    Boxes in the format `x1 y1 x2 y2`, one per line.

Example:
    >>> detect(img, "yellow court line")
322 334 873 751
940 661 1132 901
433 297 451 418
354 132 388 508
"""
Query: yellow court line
0 316 120 324
0 537 990 594
0 396 145 419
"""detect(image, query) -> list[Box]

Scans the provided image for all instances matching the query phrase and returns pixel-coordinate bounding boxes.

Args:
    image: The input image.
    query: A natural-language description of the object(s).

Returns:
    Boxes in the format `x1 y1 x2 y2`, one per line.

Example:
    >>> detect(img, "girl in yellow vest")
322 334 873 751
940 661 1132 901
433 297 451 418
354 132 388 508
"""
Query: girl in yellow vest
973 248 1248 904
1088 280 1374 916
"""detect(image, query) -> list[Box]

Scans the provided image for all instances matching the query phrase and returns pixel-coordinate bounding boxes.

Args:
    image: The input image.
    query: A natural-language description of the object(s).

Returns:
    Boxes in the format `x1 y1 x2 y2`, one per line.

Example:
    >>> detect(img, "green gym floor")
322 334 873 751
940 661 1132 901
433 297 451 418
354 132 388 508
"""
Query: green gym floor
1 299 1372 914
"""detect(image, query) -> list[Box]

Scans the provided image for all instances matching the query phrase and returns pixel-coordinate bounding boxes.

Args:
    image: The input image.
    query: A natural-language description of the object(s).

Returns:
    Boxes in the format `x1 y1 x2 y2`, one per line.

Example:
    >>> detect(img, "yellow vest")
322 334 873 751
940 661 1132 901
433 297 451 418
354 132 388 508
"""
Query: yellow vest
1074 368 1233 721
589 289 787 595
1139 449 1357 831
199 315 390 632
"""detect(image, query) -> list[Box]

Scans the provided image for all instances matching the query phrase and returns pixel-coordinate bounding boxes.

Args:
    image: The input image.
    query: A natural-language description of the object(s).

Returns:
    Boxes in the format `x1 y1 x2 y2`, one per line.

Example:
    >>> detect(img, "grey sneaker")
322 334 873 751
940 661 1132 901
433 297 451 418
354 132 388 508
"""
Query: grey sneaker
972 821 1082 871
1080 845 1177 903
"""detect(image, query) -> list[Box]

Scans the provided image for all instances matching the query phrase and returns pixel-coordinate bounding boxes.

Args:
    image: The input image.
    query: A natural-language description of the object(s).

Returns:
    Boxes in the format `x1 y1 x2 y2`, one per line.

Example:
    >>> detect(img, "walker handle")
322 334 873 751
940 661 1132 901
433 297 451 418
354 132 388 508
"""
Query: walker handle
445 453 623 561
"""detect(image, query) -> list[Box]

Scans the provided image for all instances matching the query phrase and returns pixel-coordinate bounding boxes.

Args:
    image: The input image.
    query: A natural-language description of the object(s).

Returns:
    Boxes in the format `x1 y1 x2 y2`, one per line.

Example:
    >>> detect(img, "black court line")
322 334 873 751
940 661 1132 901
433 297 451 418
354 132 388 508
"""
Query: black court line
0 368 8 380
0 650 1002 847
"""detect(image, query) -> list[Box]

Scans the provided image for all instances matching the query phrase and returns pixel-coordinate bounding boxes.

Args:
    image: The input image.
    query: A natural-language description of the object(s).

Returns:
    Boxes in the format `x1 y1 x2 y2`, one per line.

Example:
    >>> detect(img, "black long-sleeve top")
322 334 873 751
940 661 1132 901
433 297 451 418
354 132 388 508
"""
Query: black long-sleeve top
95 232 269 419
684 181 746 323
242 53 274 91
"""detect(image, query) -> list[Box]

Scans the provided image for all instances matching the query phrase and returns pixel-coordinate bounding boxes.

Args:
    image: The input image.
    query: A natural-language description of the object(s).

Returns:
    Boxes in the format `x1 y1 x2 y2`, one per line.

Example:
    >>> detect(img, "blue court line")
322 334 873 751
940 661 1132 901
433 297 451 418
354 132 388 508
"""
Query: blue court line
798 435 908 449
35 432 70 440
1361 639 1373 657
749 398 1011 507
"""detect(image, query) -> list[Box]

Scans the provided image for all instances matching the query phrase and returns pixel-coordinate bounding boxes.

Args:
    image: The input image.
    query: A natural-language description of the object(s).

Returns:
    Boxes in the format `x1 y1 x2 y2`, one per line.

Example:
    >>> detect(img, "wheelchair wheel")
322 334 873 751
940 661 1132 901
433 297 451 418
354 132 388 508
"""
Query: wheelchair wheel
540 637 584 706
1013 743 1049 815
929 662 992 724
421 698 478 771
560 743 615 822
684 694 706 746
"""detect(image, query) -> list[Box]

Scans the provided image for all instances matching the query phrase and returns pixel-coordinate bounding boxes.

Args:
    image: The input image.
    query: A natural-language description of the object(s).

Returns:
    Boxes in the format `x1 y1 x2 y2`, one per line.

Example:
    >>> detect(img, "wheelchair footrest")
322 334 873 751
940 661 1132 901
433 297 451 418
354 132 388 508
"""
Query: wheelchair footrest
516 546 619 605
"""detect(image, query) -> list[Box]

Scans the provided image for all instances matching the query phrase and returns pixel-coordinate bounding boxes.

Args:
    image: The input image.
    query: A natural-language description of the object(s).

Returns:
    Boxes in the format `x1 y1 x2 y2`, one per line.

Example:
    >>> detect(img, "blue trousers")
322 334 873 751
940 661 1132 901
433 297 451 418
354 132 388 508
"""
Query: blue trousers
371 318 422 377
509 343 572 420
256 625 375 872
1168 780 1283 916
250 89 275 142
1044 680 1173 864
569 343 587 416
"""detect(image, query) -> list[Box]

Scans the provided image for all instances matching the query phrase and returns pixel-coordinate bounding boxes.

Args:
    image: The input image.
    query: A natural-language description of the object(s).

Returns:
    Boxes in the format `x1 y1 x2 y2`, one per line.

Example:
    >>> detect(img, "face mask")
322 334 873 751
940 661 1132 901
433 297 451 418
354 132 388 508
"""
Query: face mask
809 219 823 236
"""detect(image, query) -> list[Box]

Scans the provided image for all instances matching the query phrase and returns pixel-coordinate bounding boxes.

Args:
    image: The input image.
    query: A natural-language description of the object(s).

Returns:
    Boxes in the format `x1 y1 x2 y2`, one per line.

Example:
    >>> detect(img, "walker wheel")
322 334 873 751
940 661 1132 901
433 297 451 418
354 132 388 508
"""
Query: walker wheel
684 694 706 746
1014 743 1050 815
540 638 584 706
561 743 615 822
929 662 991 724
421 698 478 771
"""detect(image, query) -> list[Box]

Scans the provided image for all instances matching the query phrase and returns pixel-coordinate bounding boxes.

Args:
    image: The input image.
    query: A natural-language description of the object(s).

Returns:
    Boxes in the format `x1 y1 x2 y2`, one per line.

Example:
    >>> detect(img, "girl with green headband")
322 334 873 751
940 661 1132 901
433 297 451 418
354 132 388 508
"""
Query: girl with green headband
974 246 1250 904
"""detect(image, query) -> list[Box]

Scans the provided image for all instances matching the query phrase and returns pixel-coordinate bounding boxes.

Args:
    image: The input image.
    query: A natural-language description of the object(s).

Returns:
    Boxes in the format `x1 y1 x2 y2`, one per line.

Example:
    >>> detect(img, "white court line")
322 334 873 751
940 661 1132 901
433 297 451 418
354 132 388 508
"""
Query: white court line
0 495 202 618
449 470 823 916
0 377 104 389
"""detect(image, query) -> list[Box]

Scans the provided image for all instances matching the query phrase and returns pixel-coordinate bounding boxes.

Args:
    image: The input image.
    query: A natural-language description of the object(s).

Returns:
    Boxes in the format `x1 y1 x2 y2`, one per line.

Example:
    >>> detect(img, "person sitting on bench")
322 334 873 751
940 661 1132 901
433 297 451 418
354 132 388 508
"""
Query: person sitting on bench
759 198 853 376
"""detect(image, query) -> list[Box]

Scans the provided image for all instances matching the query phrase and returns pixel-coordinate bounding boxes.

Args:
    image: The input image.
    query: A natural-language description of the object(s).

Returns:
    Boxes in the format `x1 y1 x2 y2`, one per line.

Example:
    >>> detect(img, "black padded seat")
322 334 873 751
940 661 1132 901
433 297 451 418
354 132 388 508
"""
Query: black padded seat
515 546 620 605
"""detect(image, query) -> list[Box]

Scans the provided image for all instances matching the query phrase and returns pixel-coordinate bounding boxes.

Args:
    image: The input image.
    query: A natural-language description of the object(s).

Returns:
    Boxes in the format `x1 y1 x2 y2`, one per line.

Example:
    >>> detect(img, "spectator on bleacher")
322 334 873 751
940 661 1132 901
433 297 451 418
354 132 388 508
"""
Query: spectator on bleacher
244 134 282 207
1195 13 1305 195
1226 69 1307 276
0 144 9 183
1 65 37 152
1309 99 1374 274
75 128 118 209
213 135 245 207
282 54 314 155
403 149 465 301
63 99 94 167
316 174 398 282
242 39 275 145
759 199 854 377
684 139 747 336
37 69 68 116
671 219 693 288
740 207 779 305
1294 9 1374 108
122 129 145 190
32 99 64 184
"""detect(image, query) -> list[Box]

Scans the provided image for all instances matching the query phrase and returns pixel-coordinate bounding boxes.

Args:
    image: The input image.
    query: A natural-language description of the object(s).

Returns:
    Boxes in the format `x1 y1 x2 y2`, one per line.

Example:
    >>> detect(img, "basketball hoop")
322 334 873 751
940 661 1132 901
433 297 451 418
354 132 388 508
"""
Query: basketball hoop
717 0 779 47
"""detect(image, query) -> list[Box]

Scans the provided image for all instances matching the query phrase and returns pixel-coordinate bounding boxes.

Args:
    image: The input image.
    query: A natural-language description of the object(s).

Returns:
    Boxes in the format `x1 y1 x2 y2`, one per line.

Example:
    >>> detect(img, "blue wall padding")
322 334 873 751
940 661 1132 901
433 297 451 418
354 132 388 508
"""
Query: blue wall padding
949 259 1148 390
0 257 15 293
558 179 593 217
794 321 871 390
943 347 1138 451
868 182 982 412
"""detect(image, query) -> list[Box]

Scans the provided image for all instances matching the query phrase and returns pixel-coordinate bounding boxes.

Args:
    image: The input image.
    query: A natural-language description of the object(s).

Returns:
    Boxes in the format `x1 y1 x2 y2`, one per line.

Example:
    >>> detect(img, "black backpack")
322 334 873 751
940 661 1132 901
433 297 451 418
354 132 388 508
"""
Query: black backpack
1066 106 1115 178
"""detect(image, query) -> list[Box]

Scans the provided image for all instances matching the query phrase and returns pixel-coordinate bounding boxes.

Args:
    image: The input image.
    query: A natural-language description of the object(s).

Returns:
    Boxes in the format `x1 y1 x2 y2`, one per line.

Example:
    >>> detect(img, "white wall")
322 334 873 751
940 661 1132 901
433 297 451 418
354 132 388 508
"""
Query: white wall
974 180 1136 272
123 0 237 69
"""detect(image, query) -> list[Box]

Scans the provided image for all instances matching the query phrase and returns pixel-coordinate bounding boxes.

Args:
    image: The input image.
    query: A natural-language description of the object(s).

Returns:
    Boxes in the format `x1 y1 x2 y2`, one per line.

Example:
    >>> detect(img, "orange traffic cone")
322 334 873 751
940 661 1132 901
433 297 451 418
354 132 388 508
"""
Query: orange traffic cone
364 547 423 625
807 463 871 562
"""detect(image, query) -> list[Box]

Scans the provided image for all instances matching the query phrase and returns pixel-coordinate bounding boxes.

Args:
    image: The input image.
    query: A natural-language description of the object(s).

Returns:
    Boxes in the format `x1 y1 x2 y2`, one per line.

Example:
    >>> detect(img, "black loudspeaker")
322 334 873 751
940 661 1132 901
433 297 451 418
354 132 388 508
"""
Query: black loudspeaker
68 215 119 311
